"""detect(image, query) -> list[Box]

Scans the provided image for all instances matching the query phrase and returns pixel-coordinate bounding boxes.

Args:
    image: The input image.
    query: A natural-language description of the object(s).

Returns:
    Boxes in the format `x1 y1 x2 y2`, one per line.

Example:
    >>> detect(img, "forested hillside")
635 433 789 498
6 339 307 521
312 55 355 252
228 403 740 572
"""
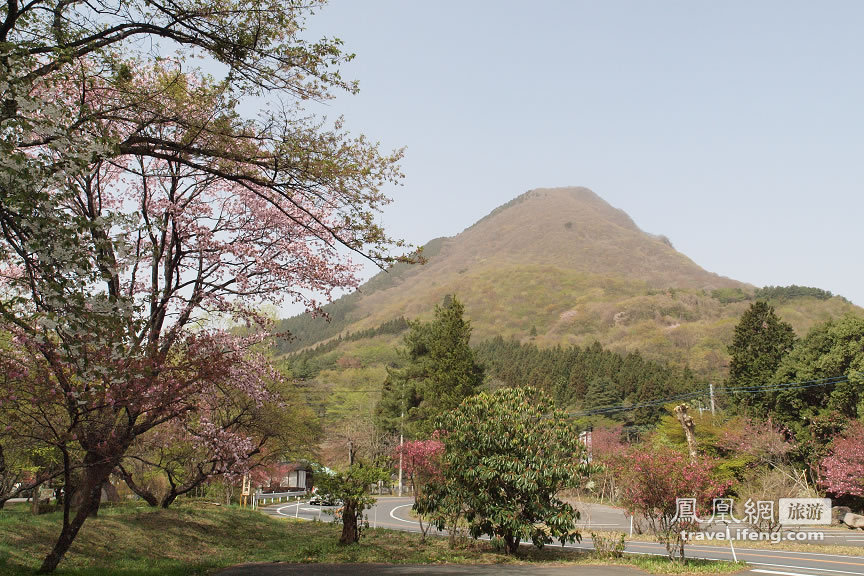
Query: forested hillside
274 188 859 382
474 337 698 427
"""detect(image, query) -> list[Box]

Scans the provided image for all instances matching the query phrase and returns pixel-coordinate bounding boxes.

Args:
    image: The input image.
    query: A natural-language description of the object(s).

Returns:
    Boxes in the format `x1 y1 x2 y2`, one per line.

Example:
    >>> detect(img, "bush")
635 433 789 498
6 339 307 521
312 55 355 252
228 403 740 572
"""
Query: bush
591 531 625 558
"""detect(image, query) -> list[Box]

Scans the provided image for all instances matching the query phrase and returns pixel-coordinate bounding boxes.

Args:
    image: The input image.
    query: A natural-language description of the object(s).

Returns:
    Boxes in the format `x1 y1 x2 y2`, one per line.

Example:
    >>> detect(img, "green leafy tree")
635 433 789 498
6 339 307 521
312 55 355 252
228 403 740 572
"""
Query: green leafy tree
418 387 588 554
313 464 389 544
726 301 796 415
422 297 485 416
769 315 864 451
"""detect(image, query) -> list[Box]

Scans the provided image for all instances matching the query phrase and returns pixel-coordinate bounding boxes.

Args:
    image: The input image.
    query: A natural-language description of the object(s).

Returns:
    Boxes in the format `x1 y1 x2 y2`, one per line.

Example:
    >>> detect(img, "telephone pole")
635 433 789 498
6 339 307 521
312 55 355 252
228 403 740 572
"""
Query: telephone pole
709 382 716 415
397 409 404 497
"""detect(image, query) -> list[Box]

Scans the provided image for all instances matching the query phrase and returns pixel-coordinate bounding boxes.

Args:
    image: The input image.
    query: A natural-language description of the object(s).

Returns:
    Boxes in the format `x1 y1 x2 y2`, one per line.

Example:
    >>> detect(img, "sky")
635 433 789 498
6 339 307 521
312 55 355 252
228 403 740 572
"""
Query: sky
286 0 864 313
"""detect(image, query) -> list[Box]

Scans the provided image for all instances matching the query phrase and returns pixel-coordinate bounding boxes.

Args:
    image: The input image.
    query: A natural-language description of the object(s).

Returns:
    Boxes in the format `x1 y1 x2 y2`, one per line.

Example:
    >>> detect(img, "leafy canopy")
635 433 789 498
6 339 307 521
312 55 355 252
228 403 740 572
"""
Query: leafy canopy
0 0 408 571
418 387 588 555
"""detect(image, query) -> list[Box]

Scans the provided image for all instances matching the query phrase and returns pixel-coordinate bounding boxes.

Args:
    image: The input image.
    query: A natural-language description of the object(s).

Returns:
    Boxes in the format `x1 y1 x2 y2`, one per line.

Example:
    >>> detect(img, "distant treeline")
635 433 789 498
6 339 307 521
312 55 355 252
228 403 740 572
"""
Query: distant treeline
710 284 837 304
754 285 835 301
473 336 700 426
284 316 410 378
273 295 361 356
273 238 447 355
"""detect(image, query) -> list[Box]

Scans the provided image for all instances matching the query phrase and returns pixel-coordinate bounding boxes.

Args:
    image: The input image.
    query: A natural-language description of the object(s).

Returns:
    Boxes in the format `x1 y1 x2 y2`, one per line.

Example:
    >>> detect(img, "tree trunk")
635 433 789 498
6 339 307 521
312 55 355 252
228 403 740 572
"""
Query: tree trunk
417 515 429 543
90 490 101 517
160 492 177 508
118 466 159 507
224 479 233 506
674 404 697 462
504 534 520 555
447 513 460 549
412 480 429 543
38 457 114 573
339 500 359 544
31 483 41 515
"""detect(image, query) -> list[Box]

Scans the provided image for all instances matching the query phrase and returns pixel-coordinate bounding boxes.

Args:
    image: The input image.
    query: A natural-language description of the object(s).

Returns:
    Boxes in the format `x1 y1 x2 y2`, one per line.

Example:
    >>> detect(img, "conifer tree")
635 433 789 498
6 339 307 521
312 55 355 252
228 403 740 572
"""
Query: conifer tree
376 296 483 436
726 301 796 415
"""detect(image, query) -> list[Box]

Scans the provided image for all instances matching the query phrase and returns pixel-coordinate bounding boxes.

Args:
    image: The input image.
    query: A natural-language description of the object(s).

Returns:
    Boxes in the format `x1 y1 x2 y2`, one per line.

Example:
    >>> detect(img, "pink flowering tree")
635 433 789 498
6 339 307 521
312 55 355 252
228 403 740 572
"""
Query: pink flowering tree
0 3 410 572
820 421 864 498
718 417 796 468
394 438 444 541
588 426 629 502
118 386 316 508
613 444 729 562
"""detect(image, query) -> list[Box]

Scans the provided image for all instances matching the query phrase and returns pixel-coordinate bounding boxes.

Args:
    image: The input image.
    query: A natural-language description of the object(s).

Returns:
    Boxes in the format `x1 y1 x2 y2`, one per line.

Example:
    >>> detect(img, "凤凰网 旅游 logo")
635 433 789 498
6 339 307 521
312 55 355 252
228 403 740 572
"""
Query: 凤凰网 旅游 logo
675 497 830 544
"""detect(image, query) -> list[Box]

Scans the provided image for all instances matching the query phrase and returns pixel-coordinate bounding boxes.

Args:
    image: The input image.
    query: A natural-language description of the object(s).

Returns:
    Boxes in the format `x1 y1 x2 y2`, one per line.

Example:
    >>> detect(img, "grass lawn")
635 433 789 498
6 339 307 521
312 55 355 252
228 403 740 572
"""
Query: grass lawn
0 501 745 575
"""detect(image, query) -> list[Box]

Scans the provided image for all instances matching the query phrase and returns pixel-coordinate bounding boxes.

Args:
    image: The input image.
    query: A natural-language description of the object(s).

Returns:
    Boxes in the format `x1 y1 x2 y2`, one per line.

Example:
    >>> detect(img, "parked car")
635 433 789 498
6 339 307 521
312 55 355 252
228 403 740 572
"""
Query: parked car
308 492 342 506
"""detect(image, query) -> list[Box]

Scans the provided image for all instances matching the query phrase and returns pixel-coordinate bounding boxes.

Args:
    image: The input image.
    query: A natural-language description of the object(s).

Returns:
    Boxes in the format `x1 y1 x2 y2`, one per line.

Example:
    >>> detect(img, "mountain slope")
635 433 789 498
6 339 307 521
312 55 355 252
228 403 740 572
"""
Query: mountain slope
275 187 858 379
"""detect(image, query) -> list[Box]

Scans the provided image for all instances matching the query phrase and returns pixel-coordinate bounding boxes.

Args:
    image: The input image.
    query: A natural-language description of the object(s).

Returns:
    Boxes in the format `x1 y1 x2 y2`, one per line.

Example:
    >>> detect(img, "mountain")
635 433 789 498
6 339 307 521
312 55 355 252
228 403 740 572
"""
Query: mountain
275 187 858 380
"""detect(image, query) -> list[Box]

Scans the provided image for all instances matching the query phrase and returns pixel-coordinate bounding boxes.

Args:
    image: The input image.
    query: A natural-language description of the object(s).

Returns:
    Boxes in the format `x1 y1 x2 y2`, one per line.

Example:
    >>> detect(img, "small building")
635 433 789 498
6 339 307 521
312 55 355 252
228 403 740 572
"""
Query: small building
282 461 314 491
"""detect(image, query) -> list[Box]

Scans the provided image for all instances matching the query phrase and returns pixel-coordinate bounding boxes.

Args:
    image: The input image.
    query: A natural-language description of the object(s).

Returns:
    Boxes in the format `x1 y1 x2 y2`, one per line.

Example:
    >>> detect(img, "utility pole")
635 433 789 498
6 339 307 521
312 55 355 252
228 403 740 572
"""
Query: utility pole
397 409 404 497
348 440 355 466
709 382 716 415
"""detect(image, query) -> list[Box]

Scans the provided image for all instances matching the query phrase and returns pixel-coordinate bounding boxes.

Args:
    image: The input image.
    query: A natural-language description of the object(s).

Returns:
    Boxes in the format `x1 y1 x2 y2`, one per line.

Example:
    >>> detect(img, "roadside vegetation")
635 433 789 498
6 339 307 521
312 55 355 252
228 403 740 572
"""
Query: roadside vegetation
0 501 745 576
359 298 864 563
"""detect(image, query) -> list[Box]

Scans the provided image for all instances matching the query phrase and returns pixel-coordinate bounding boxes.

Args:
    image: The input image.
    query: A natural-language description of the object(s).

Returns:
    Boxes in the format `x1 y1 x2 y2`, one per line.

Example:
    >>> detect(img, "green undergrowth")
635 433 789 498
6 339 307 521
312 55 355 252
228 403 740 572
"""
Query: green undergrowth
0 501 744 575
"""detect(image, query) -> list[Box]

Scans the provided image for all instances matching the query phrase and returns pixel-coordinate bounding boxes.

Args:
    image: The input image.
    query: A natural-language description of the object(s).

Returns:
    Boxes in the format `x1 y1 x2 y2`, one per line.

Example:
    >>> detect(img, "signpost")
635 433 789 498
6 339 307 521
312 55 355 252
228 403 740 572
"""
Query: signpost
240 474 251 508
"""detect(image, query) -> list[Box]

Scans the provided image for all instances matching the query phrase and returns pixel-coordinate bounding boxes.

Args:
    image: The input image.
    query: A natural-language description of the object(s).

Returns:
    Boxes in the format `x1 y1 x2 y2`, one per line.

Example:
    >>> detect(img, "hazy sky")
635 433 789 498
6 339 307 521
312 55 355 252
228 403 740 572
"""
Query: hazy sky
292 0 864 311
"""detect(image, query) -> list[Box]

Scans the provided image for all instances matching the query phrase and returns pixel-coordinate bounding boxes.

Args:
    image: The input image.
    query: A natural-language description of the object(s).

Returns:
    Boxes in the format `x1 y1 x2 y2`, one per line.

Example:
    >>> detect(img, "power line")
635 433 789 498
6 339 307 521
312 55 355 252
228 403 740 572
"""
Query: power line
566 372 860 418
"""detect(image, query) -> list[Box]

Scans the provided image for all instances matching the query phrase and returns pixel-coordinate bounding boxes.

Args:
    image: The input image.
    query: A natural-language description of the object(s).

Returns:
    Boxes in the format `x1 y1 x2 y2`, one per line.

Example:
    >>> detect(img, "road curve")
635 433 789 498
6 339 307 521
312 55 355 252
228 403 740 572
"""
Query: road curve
260 497 864 576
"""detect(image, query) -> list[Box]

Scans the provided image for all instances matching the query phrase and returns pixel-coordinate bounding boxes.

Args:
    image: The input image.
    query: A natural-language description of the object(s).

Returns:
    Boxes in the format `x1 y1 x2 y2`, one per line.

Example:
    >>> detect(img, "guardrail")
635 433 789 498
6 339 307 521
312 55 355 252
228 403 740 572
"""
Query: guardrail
251 491 306 510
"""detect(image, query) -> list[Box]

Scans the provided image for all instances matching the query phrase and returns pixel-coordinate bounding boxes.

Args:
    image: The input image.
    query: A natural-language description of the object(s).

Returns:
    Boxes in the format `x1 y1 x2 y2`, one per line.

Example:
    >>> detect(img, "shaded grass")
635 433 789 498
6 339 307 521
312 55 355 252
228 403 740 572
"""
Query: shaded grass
0 501 745 575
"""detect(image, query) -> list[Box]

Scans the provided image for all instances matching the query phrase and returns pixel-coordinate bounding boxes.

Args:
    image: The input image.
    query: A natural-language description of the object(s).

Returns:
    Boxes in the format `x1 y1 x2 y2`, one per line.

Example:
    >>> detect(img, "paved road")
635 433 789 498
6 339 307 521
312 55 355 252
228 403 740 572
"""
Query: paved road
217 563 648 575
261 497 864 576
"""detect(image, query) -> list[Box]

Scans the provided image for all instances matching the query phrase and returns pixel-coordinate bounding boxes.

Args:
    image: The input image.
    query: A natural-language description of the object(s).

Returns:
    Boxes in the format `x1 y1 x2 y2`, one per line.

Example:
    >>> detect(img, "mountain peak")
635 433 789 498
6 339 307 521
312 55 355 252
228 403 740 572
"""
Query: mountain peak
446 187 733 291
471 186 638 234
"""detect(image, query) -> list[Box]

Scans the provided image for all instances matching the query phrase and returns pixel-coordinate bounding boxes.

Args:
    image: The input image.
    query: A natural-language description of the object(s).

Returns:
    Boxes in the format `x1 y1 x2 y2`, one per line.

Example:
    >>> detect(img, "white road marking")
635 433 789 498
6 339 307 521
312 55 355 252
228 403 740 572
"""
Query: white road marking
684 544 864 561
389 503 420 526
748 562 864 576
576 523 620 526
751 569 820 576
273 502 312 520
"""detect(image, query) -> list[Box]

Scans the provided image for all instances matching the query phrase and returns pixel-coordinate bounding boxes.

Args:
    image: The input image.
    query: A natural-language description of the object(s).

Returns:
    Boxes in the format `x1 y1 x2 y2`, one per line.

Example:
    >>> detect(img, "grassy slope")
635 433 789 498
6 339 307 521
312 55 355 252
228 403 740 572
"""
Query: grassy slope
0 501 743 575
284 266 856 383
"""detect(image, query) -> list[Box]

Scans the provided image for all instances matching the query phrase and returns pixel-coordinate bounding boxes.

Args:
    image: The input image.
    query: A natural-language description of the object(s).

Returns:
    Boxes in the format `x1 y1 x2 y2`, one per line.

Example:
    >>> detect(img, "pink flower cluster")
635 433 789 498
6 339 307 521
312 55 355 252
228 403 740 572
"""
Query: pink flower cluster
820 421 864 497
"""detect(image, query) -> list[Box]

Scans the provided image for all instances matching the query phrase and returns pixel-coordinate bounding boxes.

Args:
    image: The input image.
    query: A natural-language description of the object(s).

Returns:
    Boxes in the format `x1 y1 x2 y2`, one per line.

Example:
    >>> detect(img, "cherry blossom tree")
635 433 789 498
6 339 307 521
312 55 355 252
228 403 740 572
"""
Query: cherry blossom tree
588 425 628 503
820 421 864 498
0 2 409 572
394 438 443 541
613 444 729 562
118 385 316 508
